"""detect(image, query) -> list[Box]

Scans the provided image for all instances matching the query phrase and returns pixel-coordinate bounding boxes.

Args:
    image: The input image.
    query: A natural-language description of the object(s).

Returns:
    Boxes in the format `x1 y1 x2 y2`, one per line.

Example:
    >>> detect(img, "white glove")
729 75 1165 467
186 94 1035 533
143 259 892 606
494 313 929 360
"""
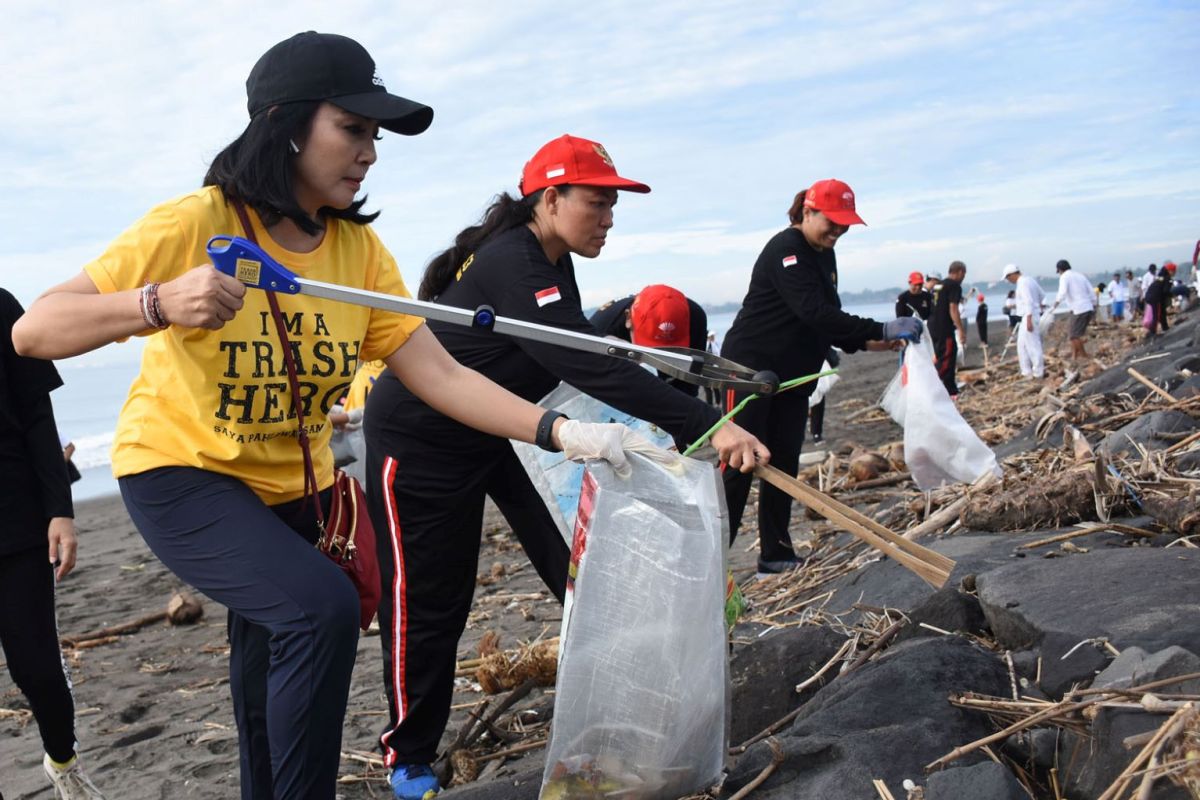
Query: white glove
956 334 967 351
329 404 364 431
556 420 680 479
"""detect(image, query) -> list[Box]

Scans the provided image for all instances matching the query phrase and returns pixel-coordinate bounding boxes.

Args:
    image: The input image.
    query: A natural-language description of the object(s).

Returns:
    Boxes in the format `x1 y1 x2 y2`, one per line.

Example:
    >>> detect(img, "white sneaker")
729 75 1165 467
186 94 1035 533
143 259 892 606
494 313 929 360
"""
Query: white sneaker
43 753 107 799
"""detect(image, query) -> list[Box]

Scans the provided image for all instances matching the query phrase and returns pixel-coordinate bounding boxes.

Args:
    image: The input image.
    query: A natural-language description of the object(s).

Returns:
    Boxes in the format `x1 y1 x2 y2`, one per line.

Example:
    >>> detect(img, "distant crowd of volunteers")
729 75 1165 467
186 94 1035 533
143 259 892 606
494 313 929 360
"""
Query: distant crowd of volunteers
3 30 1196 800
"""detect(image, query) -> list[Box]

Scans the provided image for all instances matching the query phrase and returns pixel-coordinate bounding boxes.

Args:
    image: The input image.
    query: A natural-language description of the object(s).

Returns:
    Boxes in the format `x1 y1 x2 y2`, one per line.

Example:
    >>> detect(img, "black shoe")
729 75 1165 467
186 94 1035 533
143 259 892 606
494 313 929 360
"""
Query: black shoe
811 433 823 444
756 557 802 579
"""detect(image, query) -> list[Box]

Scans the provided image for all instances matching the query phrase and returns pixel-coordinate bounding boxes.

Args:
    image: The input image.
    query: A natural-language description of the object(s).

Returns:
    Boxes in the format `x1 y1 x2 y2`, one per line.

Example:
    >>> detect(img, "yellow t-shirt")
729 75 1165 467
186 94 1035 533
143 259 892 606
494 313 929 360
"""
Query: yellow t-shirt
84 186 424 503
342 359 387 413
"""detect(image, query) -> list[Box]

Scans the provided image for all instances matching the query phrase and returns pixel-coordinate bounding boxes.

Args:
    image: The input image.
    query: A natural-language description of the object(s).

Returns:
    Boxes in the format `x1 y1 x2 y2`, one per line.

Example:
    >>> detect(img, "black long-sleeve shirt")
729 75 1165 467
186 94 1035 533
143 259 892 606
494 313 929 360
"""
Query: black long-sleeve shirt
588 294 708 397
720 227 882 392
1 288 73 556
895 289 932 320
370 226 720 455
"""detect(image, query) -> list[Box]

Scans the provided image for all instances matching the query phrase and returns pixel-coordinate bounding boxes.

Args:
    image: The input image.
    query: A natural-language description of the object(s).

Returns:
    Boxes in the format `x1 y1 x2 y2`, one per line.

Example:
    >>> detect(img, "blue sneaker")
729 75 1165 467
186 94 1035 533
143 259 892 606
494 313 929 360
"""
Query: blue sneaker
390 764 440 799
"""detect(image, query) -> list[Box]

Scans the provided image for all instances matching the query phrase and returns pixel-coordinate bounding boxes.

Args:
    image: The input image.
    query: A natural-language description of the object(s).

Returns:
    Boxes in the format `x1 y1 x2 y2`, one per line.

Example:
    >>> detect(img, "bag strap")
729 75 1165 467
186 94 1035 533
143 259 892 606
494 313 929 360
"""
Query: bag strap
230 200 325 528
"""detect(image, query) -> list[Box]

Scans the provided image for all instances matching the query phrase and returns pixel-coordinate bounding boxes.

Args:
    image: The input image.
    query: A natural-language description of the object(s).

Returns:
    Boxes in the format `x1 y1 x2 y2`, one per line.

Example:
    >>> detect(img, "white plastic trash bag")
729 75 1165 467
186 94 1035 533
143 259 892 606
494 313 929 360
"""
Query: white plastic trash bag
511 383 676 544
540 453 728 799
809 359 840 405
880 327 1001 491
1037 307 1057 336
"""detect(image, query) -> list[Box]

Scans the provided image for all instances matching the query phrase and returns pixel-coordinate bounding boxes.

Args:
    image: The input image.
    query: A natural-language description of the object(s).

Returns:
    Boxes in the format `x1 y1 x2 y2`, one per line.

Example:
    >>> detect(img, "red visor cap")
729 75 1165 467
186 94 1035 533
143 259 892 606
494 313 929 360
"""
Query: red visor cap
908 271 924 285
520 134 650 197
803 178 866 226
630 285 690 348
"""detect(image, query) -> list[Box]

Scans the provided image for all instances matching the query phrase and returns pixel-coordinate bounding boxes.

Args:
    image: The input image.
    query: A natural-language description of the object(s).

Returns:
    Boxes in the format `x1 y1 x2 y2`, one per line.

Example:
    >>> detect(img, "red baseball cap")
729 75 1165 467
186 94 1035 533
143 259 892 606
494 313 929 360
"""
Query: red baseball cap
630 285 690 348
803 179 865 226
908 271 924 285
519 134 650 197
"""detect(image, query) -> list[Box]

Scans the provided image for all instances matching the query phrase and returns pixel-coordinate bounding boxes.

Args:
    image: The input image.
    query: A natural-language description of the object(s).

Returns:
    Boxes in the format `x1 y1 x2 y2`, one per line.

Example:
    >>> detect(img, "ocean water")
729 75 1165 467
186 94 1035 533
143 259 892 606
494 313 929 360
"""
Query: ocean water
52 298 1038 502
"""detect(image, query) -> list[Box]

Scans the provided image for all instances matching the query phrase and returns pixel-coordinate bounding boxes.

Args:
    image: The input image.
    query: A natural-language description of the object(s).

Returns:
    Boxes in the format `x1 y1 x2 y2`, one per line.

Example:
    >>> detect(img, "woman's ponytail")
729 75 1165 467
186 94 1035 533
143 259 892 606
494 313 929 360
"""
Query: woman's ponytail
786 189 808 224
419 189 549 300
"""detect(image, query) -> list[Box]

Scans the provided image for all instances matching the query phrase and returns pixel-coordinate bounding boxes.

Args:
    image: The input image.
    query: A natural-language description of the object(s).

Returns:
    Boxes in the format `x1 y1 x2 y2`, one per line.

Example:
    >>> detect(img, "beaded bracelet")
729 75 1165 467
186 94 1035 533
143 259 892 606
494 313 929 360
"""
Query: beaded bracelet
139 283 169 329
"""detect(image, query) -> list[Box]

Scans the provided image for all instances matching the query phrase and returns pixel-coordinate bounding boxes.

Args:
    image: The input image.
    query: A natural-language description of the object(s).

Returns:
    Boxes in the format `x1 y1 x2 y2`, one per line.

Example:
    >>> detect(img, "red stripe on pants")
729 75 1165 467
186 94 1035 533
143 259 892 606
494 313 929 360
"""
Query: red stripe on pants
379 456 409 768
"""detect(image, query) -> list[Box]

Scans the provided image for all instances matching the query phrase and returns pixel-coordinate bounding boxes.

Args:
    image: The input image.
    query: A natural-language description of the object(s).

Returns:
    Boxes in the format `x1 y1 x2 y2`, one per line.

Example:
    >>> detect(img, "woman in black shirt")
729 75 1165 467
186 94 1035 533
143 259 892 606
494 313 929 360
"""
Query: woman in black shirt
720 180 921 575
363 135 766 797
1 288 106 797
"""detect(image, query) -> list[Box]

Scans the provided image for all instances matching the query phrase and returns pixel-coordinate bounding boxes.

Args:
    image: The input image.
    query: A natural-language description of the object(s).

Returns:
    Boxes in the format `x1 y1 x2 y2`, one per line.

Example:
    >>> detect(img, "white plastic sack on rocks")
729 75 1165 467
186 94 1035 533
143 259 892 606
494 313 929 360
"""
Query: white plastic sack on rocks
880 327 1001 491
511 383 676 544
540 453 728 800
1038 307 1058 336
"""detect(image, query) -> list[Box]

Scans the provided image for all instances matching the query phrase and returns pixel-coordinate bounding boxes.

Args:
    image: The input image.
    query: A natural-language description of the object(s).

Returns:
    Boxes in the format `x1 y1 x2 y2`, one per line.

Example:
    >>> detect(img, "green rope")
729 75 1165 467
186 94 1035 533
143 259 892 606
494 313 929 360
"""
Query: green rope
681 368 838 457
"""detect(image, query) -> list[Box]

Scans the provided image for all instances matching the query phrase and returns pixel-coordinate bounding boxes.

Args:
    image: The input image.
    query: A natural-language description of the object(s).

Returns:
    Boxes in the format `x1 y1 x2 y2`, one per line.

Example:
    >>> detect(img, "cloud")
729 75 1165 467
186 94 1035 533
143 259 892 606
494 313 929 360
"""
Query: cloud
3 0 1198 311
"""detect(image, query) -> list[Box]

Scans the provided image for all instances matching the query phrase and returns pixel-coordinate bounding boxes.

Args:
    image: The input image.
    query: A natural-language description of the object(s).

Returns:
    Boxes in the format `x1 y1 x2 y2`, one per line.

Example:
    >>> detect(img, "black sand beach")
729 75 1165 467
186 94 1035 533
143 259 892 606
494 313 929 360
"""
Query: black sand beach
3 307 1196 799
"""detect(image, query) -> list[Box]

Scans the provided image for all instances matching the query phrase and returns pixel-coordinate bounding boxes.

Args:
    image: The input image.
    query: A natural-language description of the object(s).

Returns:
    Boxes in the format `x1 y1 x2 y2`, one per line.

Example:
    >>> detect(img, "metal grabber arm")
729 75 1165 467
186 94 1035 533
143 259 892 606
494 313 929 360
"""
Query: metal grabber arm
207 235 779 395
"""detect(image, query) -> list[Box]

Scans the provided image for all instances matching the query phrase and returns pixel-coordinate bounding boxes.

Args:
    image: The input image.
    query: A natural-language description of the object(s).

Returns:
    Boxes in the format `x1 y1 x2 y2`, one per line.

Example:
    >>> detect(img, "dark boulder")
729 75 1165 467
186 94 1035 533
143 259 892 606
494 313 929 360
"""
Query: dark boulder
1098 410 1198 457
976 549 1200 697
926 760 1028 800
893 586 988 644
729 624 845 744
723 636 1008 799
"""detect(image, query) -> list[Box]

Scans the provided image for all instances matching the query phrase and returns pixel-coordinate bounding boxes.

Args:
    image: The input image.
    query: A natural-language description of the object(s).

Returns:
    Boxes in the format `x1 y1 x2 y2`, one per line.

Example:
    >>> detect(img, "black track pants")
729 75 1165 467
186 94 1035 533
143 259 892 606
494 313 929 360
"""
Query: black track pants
935 337 958 397
721 388 809 563
366 440 568 767
0 545 76 763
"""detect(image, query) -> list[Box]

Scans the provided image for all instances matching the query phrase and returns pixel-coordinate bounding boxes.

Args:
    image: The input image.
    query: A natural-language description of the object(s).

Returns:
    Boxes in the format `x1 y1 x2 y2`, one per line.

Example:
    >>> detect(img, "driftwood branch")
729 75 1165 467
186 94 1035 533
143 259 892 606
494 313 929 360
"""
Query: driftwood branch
728 738 785 800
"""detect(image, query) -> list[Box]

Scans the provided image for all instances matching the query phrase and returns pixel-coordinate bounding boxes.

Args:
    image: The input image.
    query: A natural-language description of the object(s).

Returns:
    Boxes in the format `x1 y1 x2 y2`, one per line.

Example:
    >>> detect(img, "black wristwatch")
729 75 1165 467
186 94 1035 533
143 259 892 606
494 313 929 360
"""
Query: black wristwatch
536 410 567 452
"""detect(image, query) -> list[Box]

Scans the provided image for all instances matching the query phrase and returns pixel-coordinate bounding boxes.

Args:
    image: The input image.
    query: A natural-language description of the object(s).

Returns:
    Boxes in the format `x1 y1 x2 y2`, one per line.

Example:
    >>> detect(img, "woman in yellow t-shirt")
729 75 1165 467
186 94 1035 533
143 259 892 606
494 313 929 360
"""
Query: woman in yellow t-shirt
13 32 657 800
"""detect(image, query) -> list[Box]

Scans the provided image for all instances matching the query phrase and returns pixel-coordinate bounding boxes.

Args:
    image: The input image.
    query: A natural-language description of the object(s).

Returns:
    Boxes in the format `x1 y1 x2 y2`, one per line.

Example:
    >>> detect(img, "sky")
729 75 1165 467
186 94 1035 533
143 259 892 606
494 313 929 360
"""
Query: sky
3 0 1198 326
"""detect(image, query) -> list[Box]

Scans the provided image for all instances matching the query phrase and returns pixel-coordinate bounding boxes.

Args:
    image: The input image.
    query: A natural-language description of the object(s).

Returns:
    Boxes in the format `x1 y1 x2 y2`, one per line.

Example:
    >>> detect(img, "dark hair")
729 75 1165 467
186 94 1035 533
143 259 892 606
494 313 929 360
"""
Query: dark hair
787 190 808 224
418 187 554 300
203 101 378 237
1056 259 1071 271
948 260 966 276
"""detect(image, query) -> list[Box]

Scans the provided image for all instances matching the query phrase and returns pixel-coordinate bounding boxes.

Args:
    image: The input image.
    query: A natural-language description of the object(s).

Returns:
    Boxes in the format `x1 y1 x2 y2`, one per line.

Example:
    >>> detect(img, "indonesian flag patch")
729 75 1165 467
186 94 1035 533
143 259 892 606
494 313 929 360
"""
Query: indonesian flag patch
782 254 798 268
535 286 562 307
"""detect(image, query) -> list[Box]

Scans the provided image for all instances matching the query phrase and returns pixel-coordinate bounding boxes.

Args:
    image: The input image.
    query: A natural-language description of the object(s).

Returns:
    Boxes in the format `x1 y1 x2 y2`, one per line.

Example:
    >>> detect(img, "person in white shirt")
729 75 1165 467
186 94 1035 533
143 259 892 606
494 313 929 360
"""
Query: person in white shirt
1139 264 1157 316
1125 270 1141 325
1054 259 1095 362
1108 272 1128 321
1004 263 1045 378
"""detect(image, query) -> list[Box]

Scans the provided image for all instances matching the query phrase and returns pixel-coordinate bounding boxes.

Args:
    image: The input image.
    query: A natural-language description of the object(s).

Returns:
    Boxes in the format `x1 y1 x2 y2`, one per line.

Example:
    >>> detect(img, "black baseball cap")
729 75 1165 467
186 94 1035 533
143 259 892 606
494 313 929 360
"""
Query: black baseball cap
247 32 433 135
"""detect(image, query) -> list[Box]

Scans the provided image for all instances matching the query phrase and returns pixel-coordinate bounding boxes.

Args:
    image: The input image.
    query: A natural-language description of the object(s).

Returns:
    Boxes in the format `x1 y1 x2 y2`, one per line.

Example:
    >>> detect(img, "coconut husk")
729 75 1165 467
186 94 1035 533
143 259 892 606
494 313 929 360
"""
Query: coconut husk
476 652 514 694
478 630 501 657
849 452 891 482
510 638 559 686
475 635 559 694
881 442 906 472
166 592 203 625
449 748 480 784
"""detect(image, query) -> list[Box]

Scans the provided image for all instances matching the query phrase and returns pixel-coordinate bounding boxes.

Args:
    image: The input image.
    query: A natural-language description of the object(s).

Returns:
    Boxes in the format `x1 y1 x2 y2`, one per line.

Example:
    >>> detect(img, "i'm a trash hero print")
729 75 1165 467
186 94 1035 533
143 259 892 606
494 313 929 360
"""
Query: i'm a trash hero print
213 310 356 439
